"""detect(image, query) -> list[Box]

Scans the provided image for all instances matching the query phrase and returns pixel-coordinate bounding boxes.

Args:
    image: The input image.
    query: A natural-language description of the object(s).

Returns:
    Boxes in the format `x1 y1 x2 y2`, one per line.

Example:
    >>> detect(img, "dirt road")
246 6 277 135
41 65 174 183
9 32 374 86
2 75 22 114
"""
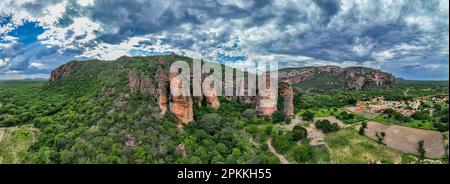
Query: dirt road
266 137 289 164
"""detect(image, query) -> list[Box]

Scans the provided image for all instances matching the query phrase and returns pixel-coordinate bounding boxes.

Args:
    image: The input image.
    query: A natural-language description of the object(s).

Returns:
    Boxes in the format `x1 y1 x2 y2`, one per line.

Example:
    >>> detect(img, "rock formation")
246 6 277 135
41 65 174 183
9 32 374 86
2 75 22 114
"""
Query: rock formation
127 70 155 95
279 66 395 90
169 73 194 127
256 74 278 117
49 61 77 82
156 66 169 115
279 83 294 116
202 75 220 110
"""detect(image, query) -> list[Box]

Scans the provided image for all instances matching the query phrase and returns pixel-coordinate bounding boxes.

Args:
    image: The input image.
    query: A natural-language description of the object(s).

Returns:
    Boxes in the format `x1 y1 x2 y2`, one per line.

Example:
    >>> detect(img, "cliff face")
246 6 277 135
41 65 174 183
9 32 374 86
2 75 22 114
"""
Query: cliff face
256 74 278 117
280 83 294 116
169 74 194 127
49 58 397 126
127 70 155 95
201 75 220 110
279 66 395 90
156 66 169 115
49 61 77 82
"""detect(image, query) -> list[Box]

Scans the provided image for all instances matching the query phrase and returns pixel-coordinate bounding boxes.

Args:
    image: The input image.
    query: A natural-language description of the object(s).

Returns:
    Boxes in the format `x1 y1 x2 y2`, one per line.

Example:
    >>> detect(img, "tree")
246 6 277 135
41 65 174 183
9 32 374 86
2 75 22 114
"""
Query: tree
361 121 368 129
292 125 308 141
358 126 365 135
242 109 257 119
293 144 314 163
284 117 292 124
375 131 386 144
417 140 426 160
272 133 294 154
272 111 286 123
302 111 315 122
315 120 340 133
198 113 222 134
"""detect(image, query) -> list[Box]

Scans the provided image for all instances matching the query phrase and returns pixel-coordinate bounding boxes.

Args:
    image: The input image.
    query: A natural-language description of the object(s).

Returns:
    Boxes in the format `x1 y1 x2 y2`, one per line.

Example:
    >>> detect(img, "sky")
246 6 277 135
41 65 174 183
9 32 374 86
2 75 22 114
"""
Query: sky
0 0 448 80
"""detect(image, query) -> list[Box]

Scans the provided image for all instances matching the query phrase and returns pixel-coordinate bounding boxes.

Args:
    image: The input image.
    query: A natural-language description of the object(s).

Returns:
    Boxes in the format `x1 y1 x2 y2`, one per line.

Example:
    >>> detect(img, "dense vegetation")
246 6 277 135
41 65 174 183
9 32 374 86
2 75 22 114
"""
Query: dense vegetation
0 56 448 164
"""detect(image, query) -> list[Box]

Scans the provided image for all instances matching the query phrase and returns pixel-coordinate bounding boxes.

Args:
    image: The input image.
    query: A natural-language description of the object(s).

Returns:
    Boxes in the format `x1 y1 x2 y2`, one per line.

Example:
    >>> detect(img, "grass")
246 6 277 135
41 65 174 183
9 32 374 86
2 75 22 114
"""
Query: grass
325 128 402 164
371 116 437 131
297 108 344 117
0 124 37 164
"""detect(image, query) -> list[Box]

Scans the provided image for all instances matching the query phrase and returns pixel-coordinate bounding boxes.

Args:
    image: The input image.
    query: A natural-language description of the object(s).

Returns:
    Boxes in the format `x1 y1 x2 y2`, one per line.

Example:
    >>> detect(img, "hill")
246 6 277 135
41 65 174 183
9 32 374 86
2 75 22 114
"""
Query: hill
280 66 396 91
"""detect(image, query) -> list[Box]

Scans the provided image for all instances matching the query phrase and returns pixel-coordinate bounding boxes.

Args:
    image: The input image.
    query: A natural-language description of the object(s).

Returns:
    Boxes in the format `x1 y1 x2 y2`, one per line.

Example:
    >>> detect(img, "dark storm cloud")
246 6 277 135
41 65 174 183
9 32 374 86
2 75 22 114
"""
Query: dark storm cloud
0 0 449 79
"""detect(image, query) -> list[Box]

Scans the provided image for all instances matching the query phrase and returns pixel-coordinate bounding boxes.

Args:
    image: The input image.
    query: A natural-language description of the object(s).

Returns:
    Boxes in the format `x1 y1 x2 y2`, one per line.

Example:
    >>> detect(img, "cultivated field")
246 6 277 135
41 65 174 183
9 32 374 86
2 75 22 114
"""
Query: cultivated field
357 122 445 159
325 128 403 164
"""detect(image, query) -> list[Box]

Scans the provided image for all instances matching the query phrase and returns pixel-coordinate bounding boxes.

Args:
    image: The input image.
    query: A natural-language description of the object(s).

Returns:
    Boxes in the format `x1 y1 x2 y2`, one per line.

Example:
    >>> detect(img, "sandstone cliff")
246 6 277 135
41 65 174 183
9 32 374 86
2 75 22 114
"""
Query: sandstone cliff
49 61 77 82
279 83 294 116
279 66 395 90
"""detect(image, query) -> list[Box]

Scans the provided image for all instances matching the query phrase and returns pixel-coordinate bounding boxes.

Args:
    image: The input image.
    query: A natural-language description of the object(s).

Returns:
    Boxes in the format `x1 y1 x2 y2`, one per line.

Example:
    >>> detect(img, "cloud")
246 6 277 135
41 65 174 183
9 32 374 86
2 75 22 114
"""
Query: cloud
0 0 449 80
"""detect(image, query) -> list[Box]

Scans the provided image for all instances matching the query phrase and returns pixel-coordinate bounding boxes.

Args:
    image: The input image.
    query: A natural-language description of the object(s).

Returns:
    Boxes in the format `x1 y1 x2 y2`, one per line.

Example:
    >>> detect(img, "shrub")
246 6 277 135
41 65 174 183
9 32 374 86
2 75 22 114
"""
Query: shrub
302 111 315 122
358 126 365 135
198 113 222 134
417 140 426 160
292 125 308 141
242 109 257 119
315 120 339 133
284 117 292 124
272 133 294 154
293 144 314 163
272 111 286 123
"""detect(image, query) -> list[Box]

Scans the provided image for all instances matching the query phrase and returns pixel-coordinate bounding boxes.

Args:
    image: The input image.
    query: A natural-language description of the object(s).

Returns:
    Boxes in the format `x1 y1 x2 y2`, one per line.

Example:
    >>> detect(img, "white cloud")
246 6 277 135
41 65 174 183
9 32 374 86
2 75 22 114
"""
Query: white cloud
0 58 8 67
29 62 47 69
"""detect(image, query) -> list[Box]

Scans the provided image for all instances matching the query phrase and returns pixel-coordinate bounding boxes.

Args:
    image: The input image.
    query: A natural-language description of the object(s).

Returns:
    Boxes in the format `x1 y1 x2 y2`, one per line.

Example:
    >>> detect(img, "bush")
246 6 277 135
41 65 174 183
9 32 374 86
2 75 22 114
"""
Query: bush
284 117 292 124
292 125 308 141
197 113 222 134
242 109 257 119
417 140 426 159
293 144 314 163
302 111 315 122
358 126 365 135
272 133 294 154
361 121 368 129
272 111 286 123
315 120 339 133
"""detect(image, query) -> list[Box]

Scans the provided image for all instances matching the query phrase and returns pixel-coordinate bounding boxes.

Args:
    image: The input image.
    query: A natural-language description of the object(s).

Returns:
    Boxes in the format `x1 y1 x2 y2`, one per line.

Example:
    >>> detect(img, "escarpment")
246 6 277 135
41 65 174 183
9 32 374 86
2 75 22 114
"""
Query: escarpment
279 66 395 91
49 57 398 127
49 61 77 82
279 83 294 116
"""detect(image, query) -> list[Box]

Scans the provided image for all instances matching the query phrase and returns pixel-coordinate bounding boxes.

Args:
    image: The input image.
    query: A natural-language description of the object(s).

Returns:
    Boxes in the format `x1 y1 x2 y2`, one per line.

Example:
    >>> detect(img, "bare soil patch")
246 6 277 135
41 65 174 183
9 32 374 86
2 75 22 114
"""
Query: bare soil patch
357 122 445 158
306 124 326 146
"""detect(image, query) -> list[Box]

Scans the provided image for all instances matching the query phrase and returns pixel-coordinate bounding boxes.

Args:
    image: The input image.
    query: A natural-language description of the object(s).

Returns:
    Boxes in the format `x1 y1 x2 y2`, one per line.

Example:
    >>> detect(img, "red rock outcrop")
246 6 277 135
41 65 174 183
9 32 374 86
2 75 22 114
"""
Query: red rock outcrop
169 73 194 127
156 66 169 115
280 83 294 116
202 75 220 110
49 61 77 82
128 70 155 95
256 74 277 117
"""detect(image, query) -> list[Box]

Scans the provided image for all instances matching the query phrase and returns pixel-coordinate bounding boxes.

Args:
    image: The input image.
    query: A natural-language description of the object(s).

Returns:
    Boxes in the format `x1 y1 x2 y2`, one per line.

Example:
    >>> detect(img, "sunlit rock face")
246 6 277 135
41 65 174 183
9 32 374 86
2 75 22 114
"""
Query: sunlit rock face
49 61 77 82
169 73 194 127
279 66 395 91
256 74 277 117
156 66 169 115
280 83 294 116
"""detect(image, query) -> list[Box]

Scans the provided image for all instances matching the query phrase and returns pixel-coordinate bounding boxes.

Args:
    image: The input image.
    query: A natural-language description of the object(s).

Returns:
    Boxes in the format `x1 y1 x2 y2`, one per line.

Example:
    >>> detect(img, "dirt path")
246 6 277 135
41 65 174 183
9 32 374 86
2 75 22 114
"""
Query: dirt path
357 122 446 158
283 116 302 130
0 128 4 143
266 137 289 164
